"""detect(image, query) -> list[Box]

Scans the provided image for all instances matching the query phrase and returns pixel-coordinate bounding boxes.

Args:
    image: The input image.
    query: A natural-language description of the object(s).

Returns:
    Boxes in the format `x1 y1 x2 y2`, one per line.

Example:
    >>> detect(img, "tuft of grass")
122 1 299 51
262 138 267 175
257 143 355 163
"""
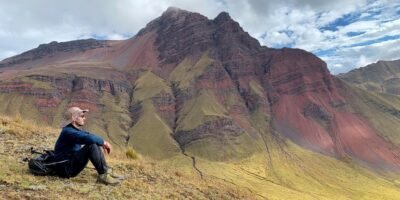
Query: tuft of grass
14 114 23 124
126 147 140 160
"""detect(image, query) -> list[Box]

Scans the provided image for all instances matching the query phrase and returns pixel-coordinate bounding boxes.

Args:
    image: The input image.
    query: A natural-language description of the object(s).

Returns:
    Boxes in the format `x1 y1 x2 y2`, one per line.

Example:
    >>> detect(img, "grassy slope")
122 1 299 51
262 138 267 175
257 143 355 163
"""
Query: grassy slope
179 89 261 161
176 90 228 131
1 55 400 199
171 52 260 161
343 82 400 146
169 52 213 90
166 53 400 199
94 91 132 148
0 94 43 121
132 70 173 103
1 94 400 199
171 106 400 200
128 71 182 159
128 100 182 159
0 116 259 200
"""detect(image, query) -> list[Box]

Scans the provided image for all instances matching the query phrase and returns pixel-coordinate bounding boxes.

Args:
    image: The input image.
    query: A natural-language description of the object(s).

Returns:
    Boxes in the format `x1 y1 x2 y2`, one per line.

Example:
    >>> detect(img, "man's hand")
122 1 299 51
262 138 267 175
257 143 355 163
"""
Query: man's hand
103 141 112 154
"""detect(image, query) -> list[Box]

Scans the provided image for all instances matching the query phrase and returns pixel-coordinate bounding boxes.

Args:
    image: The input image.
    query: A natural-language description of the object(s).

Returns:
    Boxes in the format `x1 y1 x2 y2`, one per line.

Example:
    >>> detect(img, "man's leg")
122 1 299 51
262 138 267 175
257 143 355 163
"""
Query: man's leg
67 144 119 185
69 144 108 177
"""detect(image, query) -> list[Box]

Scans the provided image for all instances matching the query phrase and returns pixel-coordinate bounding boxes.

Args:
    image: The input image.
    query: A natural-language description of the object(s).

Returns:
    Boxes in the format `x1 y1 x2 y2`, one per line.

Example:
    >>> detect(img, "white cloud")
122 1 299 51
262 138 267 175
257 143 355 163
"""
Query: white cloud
106 33 129 40
261 31 293 47
323 38 400 74
356 55 371 68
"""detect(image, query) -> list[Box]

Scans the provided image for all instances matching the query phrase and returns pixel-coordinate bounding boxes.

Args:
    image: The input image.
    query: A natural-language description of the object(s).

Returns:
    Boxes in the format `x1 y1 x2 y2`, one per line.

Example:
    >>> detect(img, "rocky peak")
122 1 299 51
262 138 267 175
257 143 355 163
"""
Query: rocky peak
137 7 208 36
137 8 263 64
161 7 192 19
212 11 262 55
213 11 233 25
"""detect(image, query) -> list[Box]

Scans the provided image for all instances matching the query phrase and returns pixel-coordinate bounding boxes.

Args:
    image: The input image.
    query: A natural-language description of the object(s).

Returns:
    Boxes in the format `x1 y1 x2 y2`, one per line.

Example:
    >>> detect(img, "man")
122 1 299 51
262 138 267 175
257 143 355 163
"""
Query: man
53 106 121 185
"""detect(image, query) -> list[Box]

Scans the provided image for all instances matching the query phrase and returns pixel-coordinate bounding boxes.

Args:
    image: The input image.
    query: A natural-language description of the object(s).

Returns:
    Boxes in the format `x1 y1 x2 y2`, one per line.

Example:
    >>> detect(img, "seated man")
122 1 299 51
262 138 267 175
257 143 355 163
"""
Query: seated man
53 106 121 185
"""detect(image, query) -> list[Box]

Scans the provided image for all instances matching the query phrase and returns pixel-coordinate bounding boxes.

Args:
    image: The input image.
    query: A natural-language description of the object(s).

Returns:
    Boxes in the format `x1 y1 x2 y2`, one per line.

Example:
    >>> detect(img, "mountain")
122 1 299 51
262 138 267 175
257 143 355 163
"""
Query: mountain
338 59 400 95
1 7 400 199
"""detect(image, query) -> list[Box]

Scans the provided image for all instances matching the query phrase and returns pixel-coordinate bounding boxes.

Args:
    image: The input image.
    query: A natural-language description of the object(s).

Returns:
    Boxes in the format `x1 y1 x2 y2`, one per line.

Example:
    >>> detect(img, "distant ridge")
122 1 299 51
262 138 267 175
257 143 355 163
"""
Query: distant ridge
338 59 400 95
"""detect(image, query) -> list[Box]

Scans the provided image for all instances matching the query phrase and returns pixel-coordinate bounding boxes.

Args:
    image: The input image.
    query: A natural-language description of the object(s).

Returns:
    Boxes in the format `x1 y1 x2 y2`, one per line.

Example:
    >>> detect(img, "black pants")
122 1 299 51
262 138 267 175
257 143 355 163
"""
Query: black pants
55 144 108 178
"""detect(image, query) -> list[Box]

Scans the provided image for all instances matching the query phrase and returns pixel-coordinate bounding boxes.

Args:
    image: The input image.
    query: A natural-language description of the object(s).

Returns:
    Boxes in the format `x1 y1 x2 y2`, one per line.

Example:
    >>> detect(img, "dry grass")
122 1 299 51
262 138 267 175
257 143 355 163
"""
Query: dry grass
0 115 260 200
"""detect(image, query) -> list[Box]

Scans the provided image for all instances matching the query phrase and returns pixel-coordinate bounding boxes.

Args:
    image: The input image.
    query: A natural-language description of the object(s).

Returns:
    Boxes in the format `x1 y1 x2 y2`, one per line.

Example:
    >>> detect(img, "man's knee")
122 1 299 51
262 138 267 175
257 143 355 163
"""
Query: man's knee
84 143 102 153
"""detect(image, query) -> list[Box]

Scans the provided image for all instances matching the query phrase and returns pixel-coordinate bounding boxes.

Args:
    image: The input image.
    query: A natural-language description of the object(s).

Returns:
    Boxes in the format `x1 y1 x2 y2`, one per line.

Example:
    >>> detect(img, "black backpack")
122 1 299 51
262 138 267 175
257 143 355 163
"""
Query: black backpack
28 150 66 176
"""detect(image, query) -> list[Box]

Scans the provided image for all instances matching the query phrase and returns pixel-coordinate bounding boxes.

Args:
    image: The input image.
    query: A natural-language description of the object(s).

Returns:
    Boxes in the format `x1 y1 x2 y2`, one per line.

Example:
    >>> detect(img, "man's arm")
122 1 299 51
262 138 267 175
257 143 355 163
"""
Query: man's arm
65 128 104 146
64 127 113 154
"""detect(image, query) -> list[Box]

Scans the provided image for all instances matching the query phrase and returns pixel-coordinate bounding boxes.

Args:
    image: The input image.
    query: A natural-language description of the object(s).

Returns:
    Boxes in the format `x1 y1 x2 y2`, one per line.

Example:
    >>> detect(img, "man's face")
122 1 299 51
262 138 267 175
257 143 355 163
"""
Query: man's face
73 112 86 126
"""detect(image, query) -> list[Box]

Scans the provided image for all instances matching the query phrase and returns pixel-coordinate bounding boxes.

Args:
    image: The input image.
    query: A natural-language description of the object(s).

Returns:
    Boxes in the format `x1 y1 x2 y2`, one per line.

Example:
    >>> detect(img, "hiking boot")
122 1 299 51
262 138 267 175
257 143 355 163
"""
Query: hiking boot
107 168 125 180
97 173 120 186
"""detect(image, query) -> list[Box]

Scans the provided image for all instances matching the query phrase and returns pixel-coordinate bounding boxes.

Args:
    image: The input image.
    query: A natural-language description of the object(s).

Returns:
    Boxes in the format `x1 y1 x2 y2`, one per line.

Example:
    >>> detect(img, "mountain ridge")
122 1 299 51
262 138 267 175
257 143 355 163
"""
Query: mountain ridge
1 7 400 199
0 7 399 169
338 59 400 95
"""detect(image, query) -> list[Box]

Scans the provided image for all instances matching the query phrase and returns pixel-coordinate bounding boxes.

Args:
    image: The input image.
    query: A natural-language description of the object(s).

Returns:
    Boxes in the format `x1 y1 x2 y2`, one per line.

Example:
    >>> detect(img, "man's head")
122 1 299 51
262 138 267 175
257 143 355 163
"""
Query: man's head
63 107 89 127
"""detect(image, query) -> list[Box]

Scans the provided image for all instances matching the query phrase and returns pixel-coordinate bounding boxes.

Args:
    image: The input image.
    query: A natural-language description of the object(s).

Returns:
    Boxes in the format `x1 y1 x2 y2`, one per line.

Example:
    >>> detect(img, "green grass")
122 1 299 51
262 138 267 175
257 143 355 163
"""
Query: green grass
195 105 400 200
175 88 261 161
20 77 53 90
0 94 43 123
127 70 181 159
249 80 264 97
183 132 400 200
131 70 172 103
89 91 133 148
50 99 69 127
184 132 259 161
169 51 214 89
176 89 228 131
0 76 53 90
128 100 181 159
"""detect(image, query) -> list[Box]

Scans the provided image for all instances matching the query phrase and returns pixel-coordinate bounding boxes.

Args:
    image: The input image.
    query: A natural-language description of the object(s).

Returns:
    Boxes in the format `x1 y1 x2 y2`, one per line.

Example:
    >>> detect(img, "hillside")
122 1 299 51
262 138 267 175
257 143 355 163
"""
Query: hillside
2 116 400 199
338 59 400 95
0 116 259 199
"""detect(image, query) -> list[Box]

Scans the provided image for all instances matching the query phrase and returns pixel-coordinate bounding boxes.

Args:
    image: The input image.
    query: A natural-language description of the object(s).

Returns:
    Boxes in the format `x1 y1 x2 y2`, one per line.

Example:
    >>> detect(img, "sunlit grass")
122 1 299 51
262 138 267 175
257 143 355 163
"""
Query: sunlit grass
0 115 259 199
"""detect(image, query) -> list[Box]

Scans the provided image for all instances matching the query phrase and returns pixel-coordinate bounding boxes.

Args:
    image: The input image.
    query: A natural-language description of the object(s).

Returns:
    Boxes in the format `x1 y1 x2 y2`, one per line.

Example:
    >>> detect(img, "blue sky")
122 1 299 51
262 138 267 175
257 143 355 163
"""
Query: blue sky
0 0 399 74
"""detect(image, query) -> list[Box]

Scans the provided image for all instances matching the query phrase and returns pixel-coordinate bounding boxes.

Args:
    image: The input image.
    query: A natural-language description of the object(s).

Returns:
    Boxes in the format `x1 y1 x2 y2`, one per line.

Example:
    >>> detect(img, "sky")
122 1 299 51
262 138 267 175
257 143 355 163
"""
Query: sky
0 0 399 74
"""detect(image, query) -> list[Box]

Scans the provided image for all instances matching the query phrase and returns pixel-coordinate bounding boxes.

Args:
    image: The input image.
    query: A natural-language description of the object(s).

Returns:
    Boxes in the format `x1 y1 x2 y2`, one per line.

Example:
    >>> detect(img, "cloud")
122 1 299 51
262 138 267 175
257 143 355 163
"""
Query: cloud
322 38 400 74
0 0 399 75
